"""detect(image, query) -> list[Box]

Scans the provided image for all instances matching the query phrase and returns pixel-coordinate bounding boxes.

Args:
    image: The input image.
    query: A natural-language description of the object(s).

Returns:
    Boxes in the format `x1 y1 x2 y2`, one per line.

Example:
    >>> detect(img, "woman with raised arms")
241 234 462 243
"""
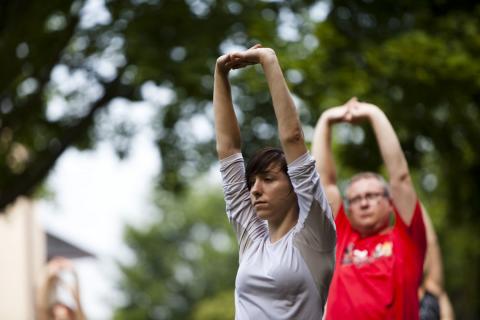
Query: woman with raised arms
213 44 336 319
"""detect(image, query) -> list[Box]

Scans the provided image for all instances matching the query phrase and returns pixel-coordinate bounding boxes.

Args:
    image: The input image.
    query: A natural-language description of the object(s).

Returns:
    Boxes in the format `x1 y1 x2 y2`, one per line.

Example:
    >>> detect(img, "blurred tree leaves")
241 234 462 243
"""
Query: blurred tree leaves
192 290 235 320
0 0 315 208
0 0 136 209
1 0 480 318
114 185 237 320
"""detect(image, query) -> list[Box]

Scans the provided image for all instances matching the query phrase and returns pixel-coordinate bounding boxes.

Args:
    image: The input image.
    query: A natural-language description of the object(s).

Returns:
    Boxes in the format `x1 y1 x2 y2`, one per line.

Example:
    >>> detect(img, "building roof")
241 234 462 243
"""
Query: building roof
46 232 95 260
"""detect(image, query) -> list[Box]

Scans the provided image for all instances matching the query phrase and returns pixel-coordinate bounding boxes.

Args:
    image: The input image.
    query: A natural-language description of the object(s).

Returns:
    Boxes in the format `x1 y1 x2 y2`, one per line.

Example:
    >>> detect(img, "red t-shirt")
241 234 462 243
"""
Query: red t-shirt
325 201 426 320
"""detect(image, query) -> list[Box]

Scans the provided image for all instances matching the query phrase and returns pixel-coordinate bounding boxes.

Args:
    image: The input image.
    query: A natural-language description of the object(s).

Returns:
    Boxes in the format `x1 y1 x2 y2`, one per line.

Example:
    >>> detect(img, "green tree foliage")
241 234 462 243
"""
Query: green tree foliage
192 290 235 320
0 0 137 210
114 186 237 320
2 0 479 318
0 0 314 210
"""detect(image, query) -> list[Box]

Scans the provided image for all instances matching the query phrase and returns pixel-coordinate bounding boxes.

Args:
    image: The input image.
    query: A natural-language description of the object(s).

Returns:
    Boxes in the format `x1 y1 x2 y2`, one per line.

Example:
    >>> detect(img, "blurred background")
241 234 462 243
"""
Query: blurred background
0 0 479 319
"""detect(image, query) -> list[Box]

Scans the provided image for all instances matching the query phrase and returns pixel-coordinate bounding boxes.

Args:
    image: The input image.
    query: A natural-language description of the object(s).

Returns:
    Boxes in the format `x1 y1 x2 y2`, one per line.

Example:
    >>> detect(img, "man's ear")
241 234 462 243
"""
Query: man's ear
387 197 394 210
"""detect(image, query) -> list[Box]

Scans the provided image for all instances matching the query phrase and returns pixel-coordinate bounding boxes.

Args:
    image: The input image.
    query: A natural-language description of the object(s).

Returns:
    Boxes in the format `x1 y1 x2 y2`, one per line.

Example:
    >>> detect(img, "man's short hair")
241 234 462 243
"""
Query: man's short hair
245 147 289 190
345 171 391 198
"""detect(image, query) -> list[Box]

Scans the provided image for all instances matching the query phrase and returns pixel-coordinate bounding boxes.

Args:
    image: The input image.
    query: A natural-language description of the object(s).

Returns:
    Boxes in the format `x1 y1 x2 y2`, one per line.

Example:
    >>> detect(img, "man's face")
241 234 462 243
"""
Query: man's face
345 177 392 237
249 164 297 223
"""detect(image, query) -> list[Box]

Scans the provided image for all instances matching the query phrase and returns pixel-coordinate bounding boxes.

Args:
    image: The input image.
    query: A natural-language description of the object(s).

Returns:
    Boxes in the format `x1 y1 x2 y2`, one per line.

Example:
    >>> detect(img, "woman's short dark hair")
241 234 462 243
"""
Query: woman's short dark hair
245 147 289 190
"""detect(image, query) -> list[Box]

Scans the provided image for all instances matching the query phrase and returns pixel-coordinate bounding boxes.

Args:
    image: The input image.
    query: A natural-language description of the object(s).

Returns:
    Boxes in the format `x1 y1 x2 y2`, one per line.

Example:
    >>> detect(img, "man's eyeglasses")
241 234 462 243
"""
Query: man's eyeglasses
346 191 387 207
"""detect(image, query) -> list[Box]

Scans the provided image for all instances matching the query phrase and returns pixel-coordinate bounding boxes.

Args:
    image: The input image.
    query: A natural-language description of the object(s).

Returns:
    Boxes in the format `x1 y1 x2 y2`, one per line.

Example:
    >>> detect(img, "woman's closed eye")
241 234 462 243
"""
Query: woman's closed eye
261 174 277 182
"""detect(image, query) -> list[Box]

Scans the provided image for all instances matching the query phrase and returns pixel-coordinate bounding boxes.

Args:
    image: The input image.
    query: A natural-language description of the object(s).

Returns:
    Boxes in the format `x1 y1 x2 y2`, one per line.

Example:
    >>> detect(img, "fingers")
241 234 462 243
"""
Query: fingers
217 53 244 72
324 98 358 123
323 105 347 124
248 43 262 50
345 96 358 107
344 97 377 122
230 44 263 63
344 97 357 112
230 51 257 62
344 97 357 122
225 55 257 70
218 44 263 71
224 56 255 70
344 110 352 122
231 62 256 70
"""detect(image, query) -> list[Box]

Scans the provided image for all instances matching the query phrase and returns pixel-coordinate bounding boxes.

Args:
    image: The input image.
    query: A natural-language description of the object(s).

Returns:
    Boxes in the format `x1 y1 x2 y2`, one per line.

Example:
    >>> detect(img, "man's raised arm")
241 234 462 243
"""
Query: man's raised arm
312 99 356 216
348 101 417 224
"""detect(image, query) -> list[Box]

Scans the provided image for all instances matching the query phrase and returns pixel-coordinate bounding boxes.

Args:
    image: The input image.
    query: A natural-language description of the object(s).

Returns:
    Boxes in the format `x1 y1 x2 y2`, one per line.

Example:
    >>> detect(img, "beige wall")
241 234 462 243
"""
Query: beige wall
0 197 46 319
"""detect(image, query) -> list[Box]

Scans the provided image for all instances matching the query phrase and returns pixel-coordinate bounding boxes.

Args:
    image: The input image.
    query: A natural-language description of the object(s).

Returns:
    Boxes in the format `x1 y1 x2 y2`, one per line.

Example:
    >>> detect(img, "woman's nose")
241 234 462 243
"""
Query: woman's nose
250 180 262 196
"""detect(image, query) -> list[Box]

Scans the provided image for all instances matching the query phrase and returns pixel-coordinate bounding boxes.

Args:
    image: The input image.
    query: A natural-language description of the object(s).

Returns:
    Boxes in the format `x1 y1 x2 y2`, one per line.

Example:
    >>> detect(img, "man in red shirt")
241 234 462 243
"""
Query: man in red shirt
313 98 427 319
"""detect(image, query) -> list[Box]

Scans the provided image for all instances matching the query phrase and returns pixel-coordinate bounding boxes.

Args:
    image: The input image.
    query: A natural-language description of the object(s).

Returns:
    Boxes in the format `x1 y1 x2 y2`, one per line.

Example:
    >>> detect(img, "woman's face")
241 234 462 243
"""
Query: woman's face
249 164 297 223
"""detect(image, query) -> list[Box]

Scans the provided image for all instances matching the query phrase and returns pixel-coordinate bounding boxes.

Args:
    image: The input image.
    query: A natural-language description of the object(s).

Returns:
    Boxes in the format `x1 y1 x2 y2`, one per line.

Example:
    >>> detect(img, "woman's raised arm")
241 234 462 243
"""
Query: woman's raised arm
229 46 307 163
213 52 242 160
